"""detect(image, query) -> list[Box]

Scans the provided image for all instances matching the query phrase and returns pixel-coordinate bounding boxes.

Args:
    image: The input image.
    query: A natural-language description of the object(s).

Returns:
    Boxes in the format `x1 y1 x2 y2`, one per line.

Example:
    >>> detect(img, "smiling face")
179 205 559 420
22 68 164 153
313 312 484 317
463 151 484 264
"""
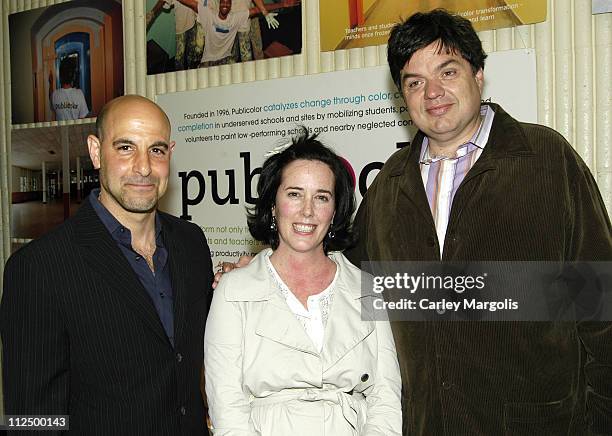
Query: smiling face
273 159 336 258
87 97 175 220
400 41 484 155
219 0 232 18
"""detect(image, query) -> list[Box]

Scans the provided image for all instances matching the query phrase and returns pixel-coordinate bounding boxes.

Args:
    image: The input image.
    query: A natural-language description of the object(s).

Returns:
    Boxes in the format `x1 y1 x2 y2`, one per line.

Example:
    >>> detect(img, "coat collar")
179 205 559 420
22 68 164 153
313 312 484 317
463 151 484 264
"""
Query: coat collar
224 249 368 302
386 103 535 178
381 103 536 230
224 249 375 368
73 199 185 348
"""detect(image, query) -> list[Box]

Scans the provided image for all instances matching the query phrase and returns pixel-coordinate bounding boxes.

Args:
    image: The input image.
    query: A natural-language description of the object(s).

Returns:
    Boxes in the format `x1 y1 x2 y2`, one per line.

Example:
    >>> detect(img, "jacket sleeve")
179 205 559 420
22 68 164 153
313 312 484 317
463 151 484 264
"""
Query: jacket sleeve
204 274 257 436
362 316 402 436
0 250 69 427
568 162 612 433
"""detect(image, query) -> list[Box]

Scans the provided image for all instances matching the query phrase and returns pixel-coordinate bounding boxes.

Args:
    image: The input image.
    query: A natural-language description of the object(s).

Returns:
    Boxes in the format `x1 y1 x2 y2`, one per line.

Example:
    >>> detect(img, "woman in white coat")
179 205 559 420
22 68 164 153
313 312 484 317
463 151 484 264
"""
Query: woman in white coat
204 130 401 435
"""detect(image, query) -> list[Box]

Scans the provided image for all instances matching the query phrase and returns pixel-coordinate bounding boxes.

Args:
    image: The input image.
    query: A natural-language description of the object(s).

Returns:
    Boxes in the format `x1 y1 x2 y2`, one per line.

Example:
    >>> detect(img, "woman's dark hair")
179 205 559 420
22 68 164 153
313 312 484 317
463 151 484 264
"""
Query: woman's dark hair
247 127 355 253
387 9 487 90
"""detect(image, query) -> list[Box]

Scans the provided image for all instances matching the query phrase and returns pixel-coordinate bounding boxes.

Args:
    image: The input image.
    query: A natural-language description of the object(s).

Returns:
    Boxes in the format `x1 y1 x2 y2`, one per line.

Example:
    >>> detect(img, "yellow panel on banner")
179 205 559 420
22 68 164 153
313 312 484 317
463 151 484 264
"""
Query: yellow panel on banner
320 0 547 52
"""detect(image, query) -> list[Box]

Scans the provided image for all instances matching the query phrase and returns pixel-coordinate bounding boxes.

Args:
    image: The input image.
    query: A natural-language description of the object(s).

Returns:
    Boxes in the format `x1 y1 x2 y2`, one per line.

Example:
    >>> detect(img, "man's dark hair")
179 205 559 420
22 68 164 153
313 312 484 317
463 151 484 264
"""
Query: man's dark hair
247 127 355 253
387 9 487 89
59 57 77 87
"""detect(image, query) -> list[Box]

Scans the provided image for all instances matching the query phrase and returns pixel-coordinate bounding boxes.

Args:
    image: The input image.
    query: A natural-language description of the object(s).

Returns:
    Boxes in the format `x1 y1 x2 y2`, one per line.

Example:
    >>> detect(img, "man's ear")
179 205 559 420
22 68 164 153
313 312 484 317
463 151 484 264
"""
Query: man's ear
169 140 176 155
475 68 484 92
87 134 102 169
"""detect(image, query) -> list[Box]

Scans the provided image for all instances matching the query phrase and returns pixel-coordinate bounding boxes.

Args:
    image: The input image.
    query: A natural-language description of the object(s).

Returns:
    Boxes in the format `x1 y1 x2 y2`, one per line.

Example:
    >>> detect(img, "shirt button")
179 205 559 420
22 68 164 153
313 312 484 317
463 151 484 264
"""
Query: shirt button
179 406 186 415
176 352 183 363
135 255 141 260
361 373 369 382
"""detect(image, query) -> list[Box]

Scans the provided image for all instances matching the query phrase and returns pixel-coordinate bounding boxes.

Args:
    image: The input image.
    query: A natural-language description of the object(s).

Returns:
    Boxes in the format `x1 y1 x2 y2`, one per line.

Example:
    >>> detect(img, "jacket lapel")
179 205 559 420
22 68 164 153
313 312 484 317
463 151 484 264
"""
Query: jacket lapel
161 217 188 348
255 292 320 356
320 255 375 370
388 135 438 228
239 252 320 355
448 104 535 229
241 252 375 361
74 199 170 346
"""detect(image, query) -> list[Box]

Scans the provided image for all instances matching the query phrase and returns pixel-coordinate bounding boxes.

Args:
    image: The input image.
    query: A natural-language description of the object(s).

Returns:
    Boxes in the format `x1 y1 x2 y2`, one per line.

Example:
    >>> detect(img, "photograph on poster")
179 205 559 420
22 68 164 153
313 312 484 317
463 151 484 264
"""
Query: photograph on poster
320 0 546 52
157 49 537 263
146 0 302 74
593 0 612 14
9 0 124 125
10 124 98 253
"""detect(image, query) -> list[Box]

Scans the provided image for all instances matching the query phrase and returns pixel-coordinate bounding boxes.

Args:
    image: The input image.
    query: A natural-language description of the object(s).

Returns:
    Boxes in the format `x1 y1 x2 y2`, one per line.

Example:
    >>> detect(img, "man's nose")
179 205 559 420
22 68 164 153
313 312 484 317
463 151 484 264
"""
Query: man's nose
133 150 152 177
425 79 444 99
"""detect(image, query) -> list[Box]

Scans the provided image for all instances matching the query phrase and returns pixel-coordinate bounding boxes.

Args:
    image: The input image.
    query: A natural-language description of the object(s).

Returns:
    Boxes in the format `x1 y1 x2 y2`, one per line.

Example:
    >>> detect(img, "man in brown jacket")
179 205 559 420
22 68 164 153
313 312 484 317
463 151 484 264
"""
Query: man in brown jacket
345 9 612 436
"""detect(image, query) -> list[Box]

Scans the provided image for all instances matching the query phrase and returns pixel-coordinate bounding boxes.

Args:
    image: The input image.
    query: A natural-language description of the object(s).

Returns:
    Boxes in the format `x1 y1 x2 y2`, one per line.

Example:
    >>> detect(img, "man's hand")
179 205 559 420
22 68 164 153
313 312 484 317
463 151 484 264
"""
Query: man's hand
212 255 253 289
264 12 280 29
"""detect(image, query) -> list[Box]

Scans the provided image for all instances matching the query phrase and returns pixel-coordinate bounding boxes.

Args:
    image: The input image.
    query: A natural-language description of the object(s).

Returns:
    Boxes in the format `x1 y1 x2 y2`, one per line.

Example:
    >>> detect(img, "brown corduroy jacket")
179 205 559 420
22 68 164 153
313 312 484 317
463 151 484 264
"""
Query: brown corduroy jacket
346 103 612 435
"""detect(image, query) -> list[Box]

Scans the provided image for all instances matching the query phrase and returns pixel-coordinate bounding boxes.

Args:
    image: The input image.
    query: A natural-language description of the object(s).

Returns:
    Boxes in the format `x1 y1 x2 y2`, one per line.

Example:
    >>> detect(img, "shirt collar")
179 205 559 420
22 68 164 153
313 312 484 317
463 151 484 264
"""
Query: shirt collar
89 188 163 246
420 104 495 164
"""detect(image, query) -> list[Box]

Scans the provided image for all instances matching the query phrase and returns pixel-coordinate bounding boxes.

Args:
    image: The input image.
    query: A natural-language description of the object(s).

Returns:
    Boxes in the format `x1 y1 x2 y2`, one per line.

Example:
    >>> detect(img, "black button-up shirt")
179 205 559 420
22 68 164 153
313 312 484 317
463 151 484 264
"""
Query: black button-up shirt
90 189 175 346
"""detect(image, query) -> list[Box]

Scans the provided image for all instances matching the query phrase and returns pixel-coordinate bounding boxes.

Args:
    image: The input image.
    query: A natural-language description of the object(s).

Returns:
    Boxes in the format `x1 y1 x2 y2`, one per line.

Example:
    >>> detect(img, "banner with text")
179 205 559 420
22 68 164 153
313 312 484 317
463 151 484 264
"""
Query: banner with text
157 49 537 263
320 0 546 52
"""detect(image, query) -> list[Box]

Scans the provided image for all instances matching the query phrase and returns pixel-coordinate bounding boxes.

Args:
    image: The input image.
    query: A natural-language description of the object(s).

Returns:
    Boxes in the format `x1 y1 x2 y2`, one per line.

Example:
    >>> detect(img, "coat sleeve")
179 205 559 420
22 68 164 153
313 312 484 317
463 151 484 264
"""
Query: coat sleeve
362 316 402 436
0 250 70 425
568 161 612 433
204 274 257 436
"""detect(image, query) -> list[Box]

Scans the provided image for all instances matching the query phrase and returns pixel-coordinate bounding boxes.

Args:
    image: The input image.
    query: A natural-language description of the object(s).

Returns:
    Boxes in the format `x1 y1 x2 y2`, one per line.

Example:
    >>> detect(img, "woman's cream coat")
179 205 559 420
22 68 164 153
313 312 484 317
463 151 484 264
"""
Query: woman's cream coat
204 249 401 436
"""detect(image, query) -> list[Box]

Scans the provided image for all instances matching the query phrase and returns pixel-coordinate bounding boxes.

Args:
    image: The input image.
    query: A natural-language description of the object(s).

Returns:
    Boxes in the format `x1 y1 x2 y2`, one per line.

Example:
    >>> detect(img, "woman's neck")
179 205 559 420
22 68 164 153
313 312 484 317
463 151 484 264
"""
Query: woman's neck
269 248 336 307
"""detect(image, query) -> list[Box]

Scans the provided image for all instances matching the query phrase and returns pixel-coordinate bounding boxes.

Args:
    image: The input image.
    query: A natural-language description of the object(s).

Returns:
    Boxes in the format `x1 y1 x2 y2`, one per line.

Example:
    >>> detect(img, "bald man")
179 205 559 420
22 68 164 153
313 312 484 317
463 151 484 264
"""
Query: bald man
1 95 213 435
